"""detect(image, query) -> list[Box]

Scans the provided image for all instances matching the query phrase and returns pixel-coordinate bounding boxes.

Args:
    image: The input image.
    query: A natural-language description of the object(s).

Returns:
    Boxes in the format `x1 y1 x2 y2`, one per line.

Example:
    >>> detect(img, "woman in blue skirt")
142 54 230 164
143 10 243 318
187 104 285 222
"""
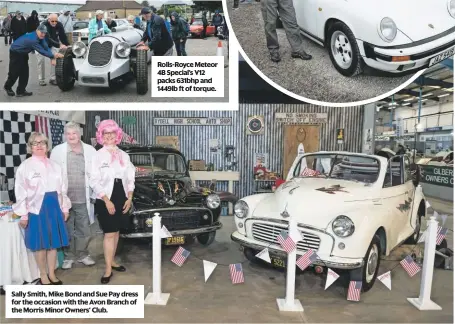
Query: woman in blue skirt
13 132 70 285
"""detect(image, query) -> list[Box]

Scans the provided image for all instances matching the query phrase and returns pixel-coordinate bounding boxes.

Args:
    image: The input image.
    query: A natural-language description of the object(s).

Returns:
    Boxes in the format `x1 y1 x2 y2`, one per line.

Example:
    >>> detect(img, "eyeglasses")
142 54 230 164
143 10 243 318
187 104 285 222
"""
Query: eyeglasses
31 141 47 147
50 20 58 23
103 132 116 136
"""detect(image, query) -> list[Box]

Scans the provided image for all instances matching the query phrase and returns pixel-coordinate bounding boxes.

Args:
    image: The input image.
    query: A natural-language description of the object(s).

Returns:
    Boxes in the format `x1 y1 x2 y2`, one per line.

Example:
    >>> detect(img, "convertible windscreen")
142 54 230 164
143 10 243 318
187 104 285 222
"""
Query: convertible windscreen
129 153 186 173
294 154 380 183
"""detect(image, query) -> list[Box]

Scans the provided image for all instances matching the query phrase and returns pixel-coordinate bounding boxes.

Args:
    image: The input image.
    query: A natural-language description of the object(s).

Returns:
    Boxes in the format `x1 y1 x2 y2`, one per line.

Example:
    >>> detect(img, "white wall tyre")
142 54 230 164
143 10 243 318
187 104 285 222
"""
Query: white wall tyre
327 21 364 77
349 235 381 292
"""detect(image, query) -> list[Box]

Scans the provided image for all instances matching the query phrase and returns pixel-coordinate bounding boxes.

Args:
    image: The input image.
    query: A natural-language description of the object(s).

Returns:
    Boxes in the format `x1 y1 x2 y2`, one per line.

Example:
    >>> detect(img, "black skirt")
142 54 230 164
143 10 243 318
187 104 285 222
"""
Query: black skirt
95 179 129 233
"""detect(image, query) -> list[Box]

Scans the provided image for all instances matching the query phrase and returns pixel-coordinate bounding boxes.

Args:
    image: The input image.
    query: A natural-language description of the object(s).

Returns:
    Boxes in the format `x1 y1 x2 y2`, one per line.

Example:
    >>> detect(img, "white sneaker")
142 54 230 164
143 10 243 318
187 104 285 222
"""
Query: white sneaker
78 256 96 266
62 260 74 270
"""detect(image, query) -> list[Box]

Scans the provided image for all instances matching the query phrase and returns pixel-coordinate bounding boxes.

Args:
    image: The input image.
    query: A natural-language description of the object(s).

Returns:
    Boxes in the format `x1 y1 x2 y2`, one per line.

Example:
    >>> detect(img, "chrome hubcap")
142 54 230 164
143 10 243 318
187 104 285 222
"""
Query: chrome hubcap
331 31 353 69
366 244 378 283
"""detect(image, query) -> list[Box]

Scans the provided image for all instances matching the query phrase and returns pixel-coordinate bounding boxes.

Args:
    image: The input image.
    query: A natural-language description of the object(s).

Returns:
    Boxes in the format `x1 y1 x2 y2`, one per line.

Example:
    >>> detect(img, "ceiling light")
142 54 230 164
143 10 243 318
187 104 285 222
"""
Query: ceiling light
427 86 442 89
402 103 411 106
416 123 424 132
404 97 415 102
420 99 428 102
444 88 454 92
422 93 433 97
438 93 451 98
389 102 397 106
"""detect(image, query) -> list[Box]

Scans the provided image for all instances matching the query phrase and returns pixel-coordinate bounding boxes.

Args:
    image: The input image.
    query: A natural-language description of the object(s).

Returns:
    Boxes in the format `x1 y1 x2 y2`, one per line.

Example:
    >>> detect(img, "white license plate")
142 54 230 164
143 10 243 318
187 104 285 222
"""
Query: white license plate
429 47 455 67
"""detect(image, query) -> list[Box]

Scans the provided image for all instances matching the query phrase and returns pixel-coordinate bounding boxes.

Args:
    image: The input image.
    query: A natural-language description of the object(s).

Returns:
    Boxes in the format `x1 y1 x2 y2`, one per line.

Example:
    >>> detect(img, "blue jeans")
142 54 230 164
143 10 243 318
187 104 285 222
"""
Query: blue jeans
174 38 187 56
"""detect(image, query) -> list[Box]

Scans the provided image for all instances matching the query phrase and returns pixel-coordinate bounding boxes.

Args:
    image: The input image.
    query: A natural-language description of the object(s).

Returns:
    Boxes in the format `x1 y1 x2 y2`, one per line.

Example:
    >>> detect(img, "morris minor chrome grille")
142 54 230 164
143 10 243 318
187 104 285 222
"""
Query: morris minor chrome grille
88 41 113 66
251 222 320 251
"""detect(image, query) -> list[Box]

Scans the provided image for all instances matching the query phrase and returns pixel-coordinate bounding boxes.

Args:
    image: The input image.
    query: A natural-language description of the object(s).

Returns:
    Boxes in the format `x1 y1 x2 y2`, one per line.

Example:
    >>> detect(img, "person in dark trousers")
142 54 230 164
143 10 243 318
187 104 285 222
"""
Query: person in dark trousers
212 10 223 37
261 0 312 62
26 10 40 33
201 11 208 40
233 0 240 10
3 15 12 45
105 17 117 30
136 7 174 56
38 14 69 86
170 12 187 56
11 11 27 41
4 24 64 97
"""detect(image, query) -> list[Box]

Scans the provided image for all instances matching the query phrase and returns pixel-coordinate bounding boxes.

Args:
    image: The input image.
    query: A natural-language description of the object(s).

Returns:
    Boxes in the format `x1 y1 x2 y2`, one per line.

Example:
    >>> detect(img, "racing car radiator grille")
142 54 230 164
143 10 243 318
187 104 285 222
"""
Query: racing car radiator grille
251 223 320 252
88 41 113 66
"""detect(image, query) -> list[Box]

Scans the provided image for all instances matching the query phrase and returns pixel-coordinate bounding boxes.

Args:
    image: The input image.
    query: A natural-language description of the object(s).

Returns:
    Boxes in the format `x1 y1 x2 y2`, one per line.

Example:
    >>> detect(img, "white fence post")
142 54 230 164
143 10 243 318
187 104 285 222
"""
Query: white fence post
276 216 304 312
407 216 442 310
144 213 170 305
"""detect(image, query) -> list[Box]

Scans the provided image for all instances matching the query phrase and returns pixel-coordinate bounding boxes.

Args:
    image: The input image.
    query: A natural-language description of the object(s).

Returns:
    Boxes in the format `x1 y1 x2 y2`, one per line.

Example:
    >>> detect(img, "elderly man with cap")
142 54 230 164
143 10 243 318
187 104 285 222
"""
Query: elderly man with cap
38 14 69 86
4 25 64 97
136 7 173 56
58 8 74 45
88 10 111 42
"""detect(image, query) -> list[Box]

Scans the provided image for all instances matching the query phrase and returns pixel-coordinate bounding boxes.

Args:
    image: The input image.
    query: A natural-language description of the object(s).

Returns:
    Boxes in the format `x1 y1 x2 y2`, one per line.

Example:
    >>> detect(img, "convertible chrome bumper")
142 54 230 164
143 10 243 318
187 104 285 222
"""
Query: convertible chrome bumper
120 222 222 238
231 231 363 270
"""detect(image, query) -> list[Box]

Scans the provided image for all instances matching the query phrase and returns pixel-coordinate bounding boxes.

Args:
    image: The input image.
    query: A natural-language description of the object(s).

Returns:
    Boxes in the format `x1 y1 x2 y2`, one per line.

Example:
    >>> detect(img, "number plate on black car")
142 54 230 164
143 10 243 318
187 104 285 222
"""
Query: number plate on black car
271 257 286 268
165 236 185 245
429 47 455 67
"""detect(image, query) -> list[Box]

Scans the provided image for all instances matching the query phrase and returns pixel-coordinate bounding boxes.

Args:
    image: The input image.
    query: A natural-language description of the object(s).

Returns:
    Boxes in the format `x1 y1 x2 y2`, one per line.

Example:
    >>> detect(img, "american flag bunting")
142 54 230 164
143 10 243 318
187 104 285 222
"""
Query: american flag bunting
296 249 319 271
347 281 362 301
400 255 421 277
277 230 296 253
49 118 65 147
171 246 190 267
300 167 320 177
229 263 244 284
436 226 448 245
34 116 52 149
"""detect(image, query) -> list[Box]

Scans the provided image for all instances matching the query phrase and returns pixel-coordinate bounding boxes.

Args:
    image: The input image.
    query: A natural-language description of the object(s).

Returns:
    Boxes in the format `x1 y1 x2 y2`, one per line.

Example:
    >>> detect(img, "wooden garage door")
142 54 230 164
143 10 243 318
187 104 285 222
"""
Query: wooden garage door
283 125 320 178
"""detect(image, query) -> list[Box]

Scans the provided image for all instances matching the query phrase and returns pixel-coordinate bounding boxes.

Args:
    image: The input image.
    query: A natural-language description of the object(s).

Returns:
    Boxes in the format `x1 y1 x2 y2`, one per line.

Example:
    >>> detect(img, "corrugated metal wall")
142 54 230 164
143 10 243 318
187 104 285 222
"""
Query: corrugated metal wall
84 105 364 198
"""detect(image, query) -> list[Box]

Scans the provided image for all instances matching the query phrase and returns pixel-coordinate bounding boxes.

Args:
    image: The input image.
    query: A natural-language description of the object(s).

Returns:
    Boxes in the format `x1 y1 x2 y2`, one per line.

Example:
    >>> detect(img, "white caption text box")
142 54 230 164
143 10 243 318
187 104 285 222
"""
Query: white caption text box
5 285 144 319
151 56 224 98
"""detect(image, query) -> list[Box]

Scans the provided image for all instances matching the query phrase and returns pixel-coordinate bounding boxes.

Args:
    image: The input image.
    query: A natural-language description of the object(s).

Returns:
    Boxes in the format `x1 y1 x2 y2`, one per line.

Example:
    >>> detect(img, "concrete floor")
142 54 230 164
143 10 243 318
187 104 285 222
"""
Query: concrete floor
1 197 453 323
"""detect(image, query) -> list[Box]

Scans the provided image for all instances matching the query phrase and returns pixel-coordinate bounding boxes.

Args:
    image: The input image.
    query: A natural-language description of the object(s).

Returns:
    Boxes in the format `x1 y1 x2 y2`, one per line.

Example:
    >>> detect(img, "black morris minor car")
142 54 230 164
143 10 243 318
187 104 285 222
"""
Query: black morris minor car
118 145 235 247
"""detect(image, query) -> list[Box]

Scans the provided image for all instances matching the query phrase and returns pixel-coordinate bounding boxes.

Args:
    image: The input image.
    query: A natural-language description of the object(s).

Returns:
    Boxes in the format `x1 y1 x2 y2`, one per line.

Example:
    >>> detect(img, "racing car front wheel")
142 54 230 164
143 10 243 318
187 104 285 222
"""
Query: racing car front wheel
327 21 364 77
197 231 216 246
136 49 148 95
55 48 76 91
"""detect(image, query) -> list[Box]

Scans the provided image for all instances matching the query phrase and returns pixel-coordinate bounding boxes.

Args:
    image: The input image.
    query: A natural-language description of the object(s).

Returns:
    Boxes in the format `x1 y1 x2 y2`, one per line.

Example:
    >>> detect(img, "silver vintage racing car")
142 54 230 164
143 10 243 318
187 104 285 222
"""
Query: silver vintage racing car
55 25 152 95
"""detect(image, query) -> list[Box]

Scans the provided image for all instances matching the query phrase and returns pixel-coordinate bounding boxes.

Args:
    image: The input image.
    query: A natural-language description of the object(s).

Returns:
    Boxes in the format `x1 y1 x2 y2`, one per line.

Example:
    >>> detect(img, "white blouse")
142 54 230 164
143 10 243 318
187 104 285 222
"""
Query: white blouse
89 147 135 200
13 156 72 220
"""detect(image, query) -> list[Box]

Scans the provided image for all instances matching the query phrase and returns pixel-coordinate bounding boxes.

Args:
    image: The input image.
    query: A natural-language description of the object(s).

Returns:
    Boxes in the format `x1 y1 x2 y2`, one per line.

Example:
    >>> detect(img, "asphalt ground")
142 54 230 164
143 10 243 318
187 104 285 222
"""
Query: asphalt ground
227 0 418 104
0 35 229 103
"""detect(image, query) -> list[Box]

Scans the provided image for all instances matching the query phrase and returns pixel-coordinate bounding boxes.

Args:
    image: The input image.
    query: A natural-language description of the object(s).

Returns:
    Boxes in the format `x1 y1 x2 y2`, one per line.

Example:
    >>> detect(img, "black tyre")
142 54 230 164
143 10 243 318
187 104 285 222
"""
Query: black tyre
349 235 381 292
326 21 364 77
243 247 262 264
406 209 424 244
197 231 216 246
55 48 76 91
136 49 148 95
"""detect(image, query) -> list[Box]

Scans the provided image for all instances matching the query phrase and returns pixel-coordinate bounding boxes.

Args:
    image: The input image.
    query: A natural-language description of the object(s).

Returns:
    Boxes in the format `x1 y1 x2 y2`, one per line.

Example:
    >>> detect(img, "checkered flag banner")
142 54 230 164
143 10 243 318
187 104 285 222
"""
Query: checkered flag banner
171 246 190 267
400 255 421 277
277 230 296 253
296 249 319 271
0 111 35 190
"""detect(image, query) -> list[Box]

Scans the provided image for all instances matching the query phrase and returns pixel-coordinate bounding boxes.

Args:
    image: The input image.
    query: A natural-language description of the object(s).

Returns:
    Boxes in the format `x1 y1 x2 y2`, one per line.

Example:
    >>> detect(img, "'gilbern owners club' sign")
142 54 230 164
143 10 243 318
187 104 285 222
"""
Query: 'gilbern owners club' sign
420 165 454 188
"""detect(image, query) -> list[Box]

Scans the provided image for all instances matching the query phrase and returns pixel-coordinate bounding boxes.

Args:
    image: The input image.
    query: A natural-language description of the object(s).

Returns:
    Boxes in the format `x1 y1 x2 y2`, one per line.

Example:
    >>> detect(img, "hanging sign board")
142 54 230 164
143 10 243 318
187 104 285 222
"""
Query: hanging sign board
420 165 453 188
153 118 232 126
14 110 86 125
275 113 327 124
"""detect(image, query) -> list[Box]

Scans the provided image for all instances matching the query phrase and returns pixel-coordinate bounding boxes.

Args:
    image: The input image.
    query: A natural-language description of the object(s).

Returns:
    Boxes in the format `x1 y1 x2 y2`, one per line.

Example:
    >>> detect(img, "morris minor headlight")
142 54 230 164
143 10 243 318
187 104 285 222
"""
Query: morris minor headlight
206 194 220 209
449 0 455 18
115 42 131 58
72 41 87 57
332 215 355 237
378 17 397 42
234 200 248 219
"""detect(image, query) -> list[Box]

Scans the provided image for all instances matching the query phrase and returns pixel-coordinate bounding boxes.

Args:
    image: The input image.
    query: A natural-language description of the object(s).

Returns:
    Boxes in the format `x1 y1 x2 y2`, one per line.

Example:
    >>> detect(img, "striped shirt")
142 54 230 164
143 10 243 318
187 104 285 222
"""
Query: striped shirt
67 145 86 203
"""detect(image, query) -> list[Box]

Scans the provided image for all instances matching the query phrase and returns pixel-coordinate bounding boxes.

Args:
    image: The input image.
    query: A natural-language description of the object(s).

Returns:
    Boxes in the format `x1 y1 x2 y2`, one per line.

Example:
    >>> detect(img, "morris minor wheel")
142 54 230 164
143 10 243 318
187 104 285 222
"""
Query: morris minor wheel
406 211 423 244
56 48 76 91
327 22 364 77
136 49 148 95
349 235 381 292
197 231 216 246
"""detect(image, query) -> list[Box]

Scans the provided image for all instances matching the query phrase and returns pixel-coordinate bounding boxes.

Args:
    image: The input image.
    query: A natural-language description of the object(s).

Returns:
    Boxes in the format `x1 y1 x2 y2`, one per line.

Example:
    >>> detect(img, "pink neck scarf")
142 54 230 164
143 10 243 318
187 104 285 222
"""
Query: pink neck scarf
105 146 124 167
32 155 50 167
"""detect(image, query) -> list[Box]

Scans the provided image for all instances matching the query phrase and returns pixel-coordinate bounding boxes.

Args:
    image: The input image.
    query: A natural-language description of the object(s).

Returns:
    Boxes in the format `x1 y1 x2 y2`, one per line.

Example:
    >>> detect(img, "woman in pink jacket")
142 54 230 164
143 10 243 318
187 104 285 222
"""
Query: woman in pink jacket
13 132 70 285
90 120 135 284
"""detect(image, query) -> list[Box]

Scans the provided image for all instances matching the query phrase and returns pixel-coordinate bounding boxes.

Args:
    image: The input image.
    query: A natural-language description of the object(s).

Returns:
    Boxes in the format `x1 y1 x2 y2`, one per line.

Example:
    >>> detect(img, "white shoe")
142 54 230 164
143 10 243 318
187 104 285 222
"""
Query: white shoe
62 259 74 270
78 256 96 266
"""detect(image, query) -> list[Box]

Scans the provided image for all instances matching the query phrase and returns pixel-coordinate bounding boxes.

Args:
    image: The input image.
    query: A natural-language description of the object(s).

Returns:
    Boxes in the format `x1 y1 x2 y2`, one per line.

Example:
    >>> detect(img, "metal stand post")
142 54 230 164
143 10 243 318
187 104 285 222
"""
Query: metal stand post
407 216 442 310
276 216 303 312
144 213 170 305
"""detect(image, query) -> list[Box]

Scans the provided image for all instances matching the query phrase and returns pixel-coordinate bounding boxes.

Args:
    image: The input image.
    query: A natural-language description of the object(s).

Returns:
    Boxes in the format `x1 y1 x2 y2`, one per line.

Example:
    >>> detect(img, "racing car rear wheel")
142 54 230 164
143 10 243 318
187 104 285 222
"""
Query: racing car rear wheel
55 48 76 91
327 21 364 77
197 231 216 246
136 49 148 95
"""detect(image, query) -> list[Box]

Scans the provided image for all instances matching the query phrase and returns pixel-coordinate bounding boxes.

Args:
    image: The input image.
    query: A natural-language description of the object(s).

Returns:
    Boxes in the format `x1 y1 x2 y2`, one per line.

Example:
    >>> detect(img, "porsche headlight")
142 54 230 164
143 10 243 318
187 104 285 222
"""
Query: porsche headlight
115 42 131 58
332 215 355 237
379 17 397 42
449 0 455 18
234 200 249 219
72 41 87 57
206 194 220 209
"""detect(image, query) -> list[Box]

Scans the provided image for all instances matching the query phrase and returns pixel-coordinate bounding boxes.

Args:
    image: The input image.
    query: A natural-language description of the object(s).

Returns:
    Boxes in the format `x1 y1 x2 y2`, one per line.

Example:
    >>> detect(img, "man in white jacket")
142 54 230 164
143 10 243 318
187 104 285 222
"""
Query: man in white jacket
58 9 73 45
50 121 96 269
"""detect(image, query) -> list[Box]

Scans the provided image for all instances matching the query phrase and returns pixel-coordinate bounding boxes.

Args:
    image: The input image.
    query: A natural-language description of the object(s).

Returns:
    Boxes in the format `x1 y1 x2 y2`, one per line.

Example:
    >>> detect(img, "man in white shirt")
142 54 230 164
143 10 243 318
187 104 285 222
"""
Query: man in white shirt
50 122 97 269
58 9 74 45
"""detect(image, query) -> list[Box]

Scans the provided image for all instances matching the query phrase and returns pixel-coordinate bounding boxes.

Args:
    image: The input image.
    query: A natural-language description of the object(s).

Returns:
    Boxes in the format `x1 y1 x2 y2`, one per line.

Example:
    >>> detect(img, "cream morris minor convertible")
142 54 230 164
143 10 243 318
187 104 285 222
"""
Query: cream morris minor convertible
290 0 455 76
231 152 426 291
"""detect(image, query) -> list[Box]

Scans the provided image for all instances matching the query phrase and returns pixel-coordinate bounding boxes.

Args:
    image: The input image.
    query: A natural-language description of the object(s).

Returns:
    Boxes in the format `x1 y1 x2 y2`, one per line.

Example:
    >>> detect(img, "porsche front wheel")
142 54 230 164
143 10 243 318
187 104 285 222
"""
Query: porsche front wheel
327 22 364 77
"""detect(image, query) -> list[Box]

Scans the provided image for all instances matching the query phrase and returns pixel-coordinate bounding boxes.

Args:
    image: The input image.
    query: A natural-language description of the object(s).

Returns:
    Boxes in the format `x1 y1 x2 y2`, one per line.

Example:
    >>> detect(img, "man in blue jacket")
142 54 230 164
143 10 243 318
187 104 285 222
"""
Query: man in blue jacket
137 7 173 56
3 24 64 97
